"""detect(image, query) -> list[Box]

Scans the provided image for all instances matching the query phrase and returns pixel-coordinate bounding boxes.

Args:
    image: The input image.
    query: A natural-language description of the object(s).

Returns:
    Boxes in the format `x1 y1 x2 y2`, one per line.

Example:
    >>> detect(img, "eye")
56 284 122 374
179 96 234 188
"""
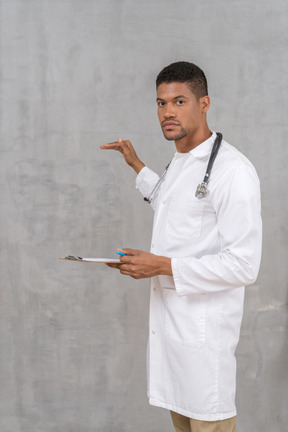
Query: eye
176 100 185 105
157 101 166 107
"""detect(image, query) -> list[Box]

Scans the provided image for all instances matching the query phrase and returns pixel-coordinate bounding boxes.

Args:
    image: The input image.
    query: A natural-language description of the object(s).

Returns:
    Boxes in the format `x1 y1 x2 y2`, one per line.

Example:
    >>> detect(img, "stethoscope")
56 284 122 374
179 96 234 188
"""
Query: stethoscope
144 132 222 204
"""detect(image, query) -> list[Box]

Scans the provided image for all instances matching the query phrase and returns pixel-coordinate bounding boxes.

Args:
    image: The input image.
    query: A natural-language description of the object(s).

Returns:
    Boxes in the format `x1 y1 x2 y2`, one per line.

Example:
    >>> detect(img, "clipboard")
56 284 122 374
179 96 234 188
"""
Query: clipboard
59 256 121 264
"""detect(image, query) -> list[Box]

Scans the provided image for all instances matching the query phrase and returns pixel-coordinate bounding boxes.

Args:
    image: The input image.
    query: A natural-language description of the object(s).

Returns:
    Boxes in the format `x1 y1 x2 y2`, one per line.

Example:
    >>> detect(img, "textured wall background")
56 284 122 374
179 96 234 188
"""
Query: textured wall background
0 1 287 431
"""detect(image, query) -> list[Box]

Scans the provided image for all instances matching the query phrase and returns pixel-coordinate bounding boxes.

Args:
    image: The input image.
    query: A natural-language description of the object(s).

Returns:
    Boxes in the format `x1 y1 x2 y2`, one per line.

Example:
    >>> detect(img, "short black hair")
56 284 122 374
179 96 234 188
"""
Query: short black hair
156 61 208 99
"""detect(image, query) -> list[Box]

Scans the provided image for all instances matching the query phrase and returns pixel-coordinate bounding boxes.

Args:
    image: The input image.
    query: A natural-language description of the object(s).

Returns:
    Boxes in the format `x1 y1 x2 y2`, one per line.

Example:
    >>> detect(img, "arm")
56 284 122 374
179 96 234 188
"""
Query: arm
172 165 262 295
101 137 160 209
108 166 262 291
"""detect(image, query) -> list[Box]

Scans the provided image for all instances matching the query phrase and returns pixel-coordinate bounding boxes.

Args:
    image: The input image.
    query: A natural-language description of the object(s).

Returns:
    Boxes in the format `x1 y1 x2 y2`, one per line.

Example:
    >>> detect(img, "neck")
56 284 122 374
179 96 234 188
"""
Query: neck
175 126 212 153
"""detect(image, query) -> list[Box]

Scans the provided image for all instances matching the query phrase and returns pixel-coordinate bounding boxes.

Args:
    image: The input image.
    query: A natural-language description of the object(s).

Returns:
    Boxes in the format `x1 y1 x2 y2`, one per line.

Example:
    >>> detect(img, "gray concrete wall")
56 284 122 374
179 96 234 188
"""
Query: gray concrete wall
0 1 287 431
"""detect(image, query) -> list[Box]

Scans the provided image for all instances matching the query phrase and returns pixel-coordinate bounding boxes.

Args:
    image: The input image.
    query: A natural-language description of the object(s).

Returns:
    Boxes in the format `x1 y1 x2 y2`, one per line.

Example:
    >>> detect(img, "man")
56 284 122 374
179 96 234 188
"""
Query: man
100 61 262 432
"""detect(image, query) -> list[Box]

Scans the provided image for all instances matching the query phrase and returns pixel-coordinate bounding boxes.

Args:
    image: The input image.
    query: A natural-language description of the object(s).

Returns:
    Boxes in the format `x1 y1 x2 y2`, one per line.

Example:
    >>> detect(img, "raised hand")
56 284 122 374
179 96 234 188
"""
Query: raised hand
100 137 145 174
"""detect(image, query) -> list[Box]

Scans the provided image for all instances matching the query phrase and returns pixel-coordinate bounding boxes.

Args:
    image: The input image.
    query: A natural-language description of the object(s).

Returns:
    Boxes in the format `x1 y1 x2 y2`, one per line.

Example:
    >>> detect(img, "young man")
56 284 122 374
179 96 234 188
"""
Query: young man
100 61 262 432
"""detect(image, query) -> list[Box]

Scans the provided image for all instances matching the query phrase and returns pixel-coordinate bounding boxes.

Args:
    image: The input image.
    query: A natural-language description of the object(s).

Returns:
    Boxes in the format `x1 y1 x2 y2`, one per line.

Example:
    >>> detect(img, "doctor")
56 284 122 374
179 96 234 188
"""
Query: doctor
100 61 262 432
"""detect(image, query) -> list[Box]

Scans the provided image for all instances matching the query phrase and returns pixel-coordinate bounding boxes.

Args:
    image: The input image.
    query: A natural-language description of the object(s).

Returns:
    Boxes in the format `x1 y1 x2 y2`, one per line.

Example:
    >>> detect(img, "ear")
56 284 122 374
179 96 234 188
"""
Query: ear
200 96 210 113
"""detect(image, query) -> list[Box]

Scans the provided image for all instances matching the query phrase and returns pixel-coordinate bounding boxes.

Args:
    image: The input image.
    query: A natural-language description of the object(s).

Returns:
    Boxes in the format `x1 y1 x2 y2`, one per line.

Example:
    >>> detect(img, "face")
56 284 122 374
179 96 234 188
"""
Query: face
156 82 210 143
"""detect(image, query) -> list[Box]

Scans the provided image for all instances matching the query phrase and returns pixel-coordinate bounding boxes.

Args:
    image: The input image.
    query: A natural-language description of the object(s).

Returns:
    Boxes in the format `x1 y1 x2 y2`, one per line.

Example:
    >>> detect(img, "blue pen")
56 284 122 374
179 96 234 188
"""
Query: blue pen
117 251 129 257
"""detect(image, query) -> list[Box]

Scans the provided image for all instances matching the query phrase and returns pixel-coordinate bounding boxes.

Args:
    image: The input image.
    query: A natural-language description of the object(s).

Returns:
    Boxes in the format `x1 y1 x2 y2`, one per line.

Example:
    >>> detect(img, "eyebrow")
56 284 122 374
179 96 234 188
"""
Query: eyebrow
156 95 189 102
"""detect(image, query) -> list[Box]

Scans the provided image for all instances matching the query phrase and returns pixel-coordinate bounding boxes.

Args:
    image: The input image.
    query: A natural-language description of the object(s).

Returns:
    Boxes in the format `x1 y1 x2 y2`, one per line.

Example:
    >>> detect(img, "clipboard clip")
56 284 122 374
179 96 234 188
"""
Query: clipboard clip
64 255 83 261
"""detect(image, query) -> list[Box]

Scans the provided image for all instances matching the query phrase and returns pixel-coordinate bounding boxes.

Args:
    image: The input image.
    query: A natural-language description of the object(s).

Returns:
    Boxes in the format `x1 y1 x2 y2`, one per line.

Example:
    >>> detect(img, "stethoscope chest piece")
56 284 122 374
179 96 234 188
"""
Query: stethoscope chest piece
195 132 222 199
195 181 208 198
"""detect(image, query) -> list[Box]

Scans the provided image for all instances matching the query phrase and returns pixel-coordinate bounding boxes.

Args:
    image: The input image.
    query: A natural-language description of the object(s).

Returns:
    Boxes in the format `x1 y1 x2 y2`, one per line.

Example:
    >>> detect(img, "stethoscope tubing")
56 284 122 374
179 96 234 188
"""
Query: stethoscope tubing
144 132 223 204
195 132 222 198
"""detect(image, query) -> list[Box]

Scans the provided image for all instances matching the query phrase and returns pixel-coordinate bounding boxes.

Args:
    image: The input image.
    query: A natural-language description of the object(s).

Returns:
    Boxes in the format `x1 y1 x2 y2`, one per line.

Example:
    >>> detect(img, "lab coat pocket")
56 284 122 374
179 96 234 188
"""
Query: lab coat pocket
166 199 204 244
164 290 207 348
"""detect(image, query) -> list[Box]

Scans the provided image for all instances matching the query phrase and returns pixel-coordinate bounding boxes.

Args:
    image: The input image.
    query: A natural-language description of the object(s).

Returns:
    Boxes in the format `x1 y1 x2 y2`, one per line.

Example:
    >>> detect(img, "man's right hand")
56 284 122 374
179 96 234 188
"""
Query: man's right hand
100 137 145 174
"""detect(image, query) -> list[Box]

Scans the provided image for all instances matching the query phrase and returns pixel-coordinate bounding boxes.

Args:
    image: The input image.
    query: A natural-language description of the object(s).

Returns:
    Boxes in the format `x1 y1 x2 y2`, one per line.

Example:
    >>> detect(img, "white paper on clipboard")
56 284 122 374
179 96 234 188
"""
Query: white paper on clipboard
59 256 121 263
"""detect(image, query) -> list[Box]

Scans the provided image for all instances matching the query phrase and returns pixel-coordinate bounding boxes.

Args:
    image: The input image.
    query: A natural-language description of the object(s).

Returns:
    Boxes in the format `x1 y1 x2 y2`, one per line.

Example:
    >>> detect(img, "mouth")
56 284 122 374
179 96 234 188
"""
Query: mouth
162 122 179 129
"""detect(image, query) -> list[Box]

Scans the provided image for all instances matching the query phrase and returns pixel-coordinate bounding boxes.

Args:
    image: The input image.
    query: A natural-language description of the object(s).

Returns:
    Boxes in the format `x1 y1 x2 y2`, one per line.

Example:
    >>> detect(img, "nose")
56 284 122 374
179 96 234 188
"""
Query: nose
163 102 176 118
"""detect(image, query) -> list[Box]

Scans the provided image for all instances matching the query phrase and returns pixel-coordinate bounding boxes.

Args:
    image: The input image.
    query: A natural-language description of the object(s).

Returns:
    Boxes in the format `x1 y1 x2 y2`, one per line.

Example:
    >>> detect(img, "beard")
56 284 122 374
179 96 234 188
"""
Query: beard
162 126 187 141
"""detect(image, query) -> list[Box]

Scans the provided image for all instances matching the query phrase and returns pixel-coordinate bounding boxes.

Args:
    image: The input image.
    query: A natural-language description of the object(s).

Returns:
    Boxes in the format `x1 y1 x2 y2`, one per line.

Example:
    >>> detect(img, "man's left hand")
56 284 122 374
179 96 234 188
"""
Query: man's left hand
106 248 172 279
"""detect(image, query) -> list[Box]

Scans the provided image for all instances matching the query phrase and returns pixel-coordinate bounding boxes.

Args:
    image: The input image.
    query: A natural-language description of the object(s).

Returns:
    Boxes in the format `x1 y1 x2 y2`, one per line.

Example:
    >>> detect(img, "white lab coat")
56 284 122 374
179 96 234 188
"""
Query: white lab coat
135 132 262 421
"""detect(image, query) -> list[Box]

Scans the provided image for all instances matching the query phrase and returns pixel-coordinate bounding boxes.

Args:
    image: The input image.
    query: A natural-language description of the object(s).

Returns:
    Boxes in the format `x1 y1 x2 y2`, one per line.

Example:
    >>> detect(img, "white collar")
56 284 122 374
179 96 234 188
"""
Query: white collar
189 131 217 159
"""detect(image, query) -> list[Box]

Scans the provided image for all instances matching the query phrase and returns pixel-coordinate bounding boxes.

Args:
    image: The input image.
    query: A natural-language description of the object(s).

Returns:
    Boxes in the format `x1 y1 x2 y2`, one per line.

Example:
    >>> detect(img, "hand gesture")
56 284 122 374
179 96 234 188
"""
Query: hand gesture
100 138 145 174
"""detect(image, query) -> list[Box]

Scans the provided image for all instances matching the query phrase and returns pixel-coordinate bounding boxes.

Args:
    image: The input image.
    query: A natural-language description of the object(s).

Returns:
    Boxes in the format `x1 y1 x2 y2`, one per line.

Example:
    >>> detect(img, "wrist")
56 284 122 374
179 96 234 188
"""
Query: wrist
157 256 172 276
131 160 145 174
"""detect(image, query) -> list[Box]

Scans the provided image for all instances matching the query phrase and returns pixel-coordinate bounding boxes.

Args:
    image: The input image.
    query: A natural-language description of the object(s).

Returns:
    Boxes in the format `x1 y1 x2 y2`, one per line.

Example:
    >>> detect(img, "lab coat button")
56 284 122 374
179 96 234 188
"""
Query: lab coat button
152 330 155 334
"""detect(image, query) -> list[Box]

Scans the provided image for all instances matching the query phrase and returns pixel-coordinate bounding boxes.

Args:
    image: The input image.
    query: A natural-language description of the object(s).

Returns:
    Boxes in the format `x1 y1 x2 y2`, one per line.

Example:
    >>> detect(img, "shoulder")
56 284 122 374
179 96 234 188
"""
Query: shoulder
207 138 260 207
218 139 254 167
213 138 259 182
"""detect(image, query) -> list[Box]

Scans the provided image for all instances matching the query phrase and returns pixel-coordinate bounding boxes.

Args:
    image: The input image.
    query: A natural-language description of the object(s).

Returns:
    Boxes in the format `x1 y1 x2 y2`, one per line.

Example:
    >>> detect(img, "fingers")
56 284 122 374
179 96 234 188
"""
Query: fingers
100 140 123 152
120 270 140 279
118 250 143 266
105 263 122 268
106 260 143 279
100 137 131 153
106 249 149 278
100 143 121 150
119 265 140 279
106 261 135 277
100 138 144 174
118 138 134 156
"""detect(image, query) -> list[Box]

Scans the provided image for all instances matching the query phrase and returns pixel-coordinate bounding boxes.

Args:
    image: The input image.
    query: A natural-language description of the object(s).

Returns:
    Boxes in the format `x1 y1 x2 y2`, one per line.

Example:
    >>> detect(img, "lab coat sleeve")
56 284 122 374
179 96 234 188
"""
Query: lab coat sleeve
172 165 262 296
136 166 160 211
